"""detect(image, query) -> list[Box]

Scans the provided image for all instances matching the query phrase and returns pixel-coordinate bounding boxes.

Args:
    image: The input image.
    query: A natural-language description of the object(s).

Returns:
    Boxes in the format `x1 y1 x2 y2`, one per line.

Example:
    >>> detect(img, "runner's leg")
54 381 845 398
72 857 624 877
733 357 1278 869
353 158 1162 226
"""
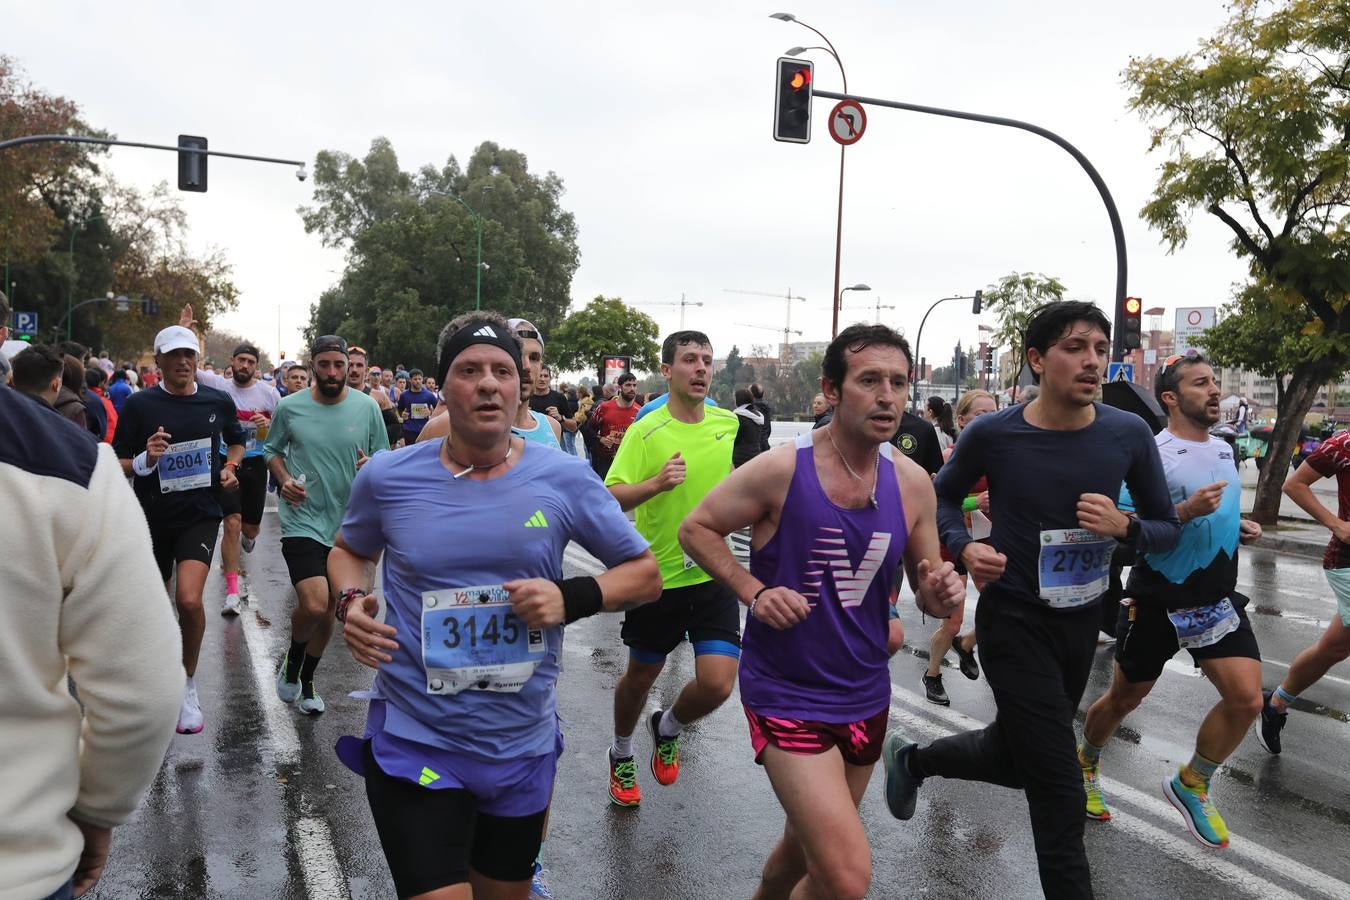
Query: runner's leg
669 653 737 725
613 657 665 741
925 606 962 678
755 746 873 900
290 575 331 646
1194 656 1263 765
174 559 210 676
1081 663 1156 750
1271 616 1350 711
221 513 242 582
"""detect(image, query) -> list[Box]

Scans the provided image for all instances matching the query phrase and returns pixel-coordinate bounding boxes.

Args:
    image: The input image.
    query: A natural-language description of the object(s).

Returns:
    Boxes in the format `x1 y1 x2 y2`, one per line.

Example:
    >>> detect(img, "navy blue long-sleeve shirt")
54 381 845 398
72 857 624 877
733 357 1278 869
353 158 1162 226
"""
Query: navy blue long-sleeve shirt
934 402 1180 609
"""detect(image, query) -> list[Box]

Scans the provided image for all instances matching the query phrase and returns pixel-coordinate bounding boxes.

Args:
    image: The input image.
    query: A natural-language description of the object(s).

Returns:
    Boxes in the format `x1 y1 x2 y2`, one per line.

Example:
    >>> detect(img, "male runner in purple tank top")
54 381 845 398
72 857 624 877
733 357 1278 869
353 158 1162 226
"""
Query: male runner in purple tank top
681 324 964 899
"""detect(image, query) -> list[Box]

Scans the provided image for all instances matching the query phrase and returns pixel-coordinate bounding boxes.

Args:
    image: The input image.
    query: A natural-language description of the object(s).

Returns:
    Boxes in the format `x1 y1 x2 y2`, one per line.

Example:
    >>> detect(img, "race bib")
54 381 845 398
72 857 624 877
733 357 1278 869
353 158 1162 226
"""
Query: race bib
158 437 213 493
1168 598 1240 650
1037 528 1115 608
410 403 431 421
421 585 546 695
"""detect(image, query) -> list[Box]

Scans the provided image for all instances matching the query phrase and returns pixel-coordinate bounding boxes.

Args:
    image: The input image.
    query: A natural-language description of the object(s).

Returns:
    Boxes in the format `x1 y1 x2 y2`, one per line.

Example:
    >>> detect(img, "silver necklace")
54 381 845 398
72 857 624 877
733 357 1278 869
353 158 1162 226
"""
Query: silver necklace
443 436 513 479
825 424 879 508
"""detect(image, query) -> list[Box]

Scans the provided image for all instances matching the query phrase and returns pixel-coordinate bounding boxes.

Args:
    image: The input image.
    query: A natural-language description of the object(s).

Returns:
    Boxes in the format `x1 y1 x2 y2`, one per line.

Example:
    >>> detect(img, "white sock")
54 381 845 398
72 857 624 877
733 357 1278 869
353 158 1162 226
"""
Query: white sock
612 734 633 759
658 708 684 739
185 675 195 693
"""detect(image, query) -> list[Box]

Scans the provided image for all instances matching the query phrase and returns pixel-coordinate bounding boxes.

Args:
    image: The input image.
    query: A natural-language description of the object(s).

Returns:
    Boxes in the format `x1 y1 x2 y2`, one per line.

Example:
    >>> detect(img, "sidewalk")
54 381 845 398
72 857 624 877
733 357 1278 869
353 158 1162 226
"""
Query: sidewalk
1238 464 1335 559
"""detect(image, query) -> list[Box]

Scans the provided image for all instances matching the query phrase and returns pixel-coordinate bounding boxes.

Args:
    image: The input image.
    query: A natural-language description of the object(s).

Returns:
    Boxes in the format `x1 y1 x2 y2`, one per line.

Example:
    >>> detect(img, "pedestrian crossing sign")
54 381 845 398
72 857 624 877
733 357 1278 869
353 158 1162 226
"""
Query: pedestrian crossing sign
1107 362 1134 383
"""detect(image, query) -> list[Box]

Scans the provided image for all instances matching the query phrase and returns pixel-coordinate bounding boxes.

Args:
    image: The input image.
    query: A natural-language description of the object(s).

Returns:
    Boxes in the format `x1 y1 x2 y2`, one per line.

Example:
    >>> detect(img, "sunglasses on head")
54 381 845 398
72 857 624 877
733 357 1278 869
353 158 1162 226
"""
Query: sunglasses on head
514 328 541 341
1160 348 1202 372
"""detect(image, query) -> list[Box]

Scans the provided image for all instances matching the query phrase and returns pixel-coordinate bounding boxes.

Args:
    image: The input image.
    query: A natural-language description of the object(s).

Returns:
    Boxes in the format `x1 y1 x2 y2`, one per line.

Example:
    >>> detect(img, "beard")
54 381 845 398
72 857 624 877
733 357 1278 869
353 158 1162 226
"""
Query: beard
317 377 344 398
232 369 252 385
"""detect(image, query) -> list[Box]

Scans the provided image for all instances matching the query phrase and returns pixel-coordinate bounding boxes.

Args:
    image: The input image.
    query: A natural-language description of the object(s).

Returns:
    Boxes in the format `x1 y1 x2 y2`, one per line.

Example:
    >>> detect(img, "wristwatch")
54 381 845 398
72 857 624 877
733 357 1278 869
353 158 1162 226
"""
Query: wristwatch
1123 517 1141 545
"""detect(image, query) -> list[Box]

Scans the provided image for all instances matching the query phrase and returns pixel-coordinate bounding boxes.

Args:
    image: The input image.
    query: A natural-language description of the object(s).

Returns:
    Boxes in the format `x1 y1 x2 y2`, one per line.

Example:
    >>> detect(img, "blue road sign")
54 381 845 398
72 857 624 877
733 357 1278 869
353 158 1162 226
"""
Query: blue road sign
1107 362 1134 383
14 311 38 336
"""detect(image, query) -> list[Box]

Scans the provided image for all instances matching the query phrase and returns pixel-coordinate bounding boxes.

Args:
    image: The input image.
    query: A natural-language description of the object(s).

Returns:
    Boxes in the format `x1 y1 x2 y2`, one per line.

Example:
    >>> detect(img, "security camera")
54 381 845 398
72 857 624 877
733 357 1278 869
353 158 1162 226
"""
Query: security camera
296 164 308 182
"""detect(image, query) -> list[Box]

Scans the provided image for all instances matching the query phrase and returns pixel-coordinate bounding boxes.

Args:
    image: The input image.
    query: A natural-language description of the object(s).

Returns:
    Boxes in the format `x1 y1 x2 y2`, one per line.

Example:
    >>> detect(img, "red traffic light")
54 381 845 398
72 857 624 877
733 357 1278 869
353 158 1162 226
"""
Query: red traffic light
1124 297 1142 315
789 68 811 91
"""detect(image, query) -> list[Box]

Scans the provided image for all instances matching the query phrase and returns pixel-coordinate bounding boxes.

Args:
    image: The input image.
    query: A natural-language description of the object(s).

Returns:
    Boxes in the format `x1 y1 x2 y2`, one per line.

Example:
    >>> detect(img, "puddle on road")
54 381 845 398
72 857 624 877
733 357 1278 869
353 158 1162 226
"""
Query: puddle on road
1249 604 1329 628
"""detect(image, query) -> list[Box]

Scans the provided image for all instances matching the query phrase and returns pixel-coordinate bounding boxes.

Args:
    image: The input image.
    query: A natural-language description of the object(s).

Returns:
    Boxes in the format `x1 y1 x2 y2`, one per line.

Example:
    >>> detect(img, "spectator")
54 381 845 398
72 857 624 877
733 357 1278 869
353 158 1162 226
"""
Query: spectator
733 387 766 468
108 369 133 411
53 355 89 432
0 384 182 900
95 351 115 377
85 366 118 443
749 382 773 452
811 392 833 429
925 395 957 452
10 344 65 407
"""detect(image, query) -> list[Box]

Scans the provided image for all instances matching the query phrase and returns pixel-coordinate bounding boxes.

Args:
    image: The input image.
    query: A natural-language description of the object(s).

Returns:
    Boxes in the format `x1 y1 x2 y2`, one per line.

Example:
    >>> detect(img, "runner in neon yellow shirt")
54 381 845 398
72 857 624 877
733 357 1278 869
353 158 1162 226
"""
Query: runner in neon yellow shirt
602 330 739 806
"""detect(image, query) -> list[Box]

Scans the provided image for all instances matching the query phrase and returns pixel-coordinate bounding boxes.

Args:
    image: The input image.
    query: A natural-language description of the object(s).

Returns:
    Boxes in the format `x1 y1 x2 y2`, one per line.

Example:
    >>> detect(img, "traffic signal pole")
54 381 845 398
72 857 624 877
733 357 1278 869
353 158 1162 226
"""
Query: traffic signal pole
810 88 1130 362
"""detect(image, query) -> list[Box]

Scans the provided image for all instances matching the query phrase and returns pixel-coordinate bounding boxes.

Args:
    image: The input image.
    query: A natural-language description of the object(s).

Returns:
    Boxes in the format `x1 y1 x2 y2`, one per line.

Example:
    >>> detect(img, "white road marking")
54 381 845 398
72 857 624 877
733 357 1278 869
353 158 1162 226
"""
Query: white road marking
1163 658 1203 678
1261 657 1350 690
293 816 350 900
889 684 1349 899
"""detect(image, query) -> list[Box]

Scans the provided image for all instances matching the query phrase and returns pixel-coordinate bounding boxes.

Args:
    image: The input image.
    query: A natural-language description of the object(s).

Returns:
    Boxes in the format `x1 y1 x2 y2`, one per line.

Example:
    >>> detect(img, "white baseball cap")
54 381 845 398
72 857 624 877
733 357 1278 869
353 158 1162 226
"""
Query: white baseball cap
154 325 199 355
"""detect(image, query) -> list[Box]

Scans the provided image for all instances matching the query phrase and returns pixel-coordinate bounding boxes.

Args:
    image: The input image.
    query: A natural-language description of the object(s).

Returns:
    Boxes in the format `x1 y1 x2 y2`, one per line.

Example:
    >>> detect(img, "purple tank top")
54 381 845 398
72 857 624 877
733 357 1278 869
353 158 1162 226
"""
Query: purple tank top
740 432 908 721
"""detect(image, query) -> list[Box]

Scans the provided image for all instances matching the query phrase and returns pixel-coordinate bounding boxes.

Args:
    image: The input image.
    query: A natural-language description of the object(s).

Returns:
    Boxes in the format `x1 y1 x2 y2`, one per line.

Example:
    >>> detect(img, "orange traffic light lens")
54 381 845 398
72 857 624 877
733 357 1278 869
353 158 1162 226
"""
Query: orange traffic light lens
790 69 811 90
1124 297 1142 314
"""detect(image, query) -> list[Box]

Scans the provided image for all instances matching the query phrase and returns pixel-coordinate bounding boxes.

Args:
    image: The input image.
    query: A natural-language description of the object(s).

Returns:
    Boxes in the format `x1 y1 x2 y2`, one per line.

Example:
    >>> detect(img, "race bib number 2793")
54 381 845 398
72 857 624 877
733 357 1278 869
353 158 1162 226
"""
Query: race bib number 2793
1037 528 1115 609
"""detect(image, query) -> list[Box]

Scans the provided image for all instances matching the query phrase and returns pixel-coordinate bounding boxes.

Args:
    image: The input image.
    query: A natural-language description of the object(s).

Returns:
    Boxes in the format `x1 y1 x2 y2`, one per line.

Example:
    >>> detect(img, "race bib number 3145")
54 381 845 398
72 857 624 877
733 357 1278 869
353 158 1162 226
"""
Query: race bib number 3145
1037 528 1115 609
421 585 546 695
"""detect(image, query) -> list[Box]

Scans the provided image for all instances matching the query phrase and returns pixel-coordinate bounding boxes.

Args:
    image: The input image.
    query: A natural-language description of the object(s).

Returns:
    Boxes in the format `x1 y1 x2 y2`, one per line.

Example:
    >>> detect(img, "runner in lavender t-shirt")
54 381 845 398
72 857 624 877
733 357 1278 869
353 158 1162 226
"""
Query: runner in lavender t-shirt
680 324 963 900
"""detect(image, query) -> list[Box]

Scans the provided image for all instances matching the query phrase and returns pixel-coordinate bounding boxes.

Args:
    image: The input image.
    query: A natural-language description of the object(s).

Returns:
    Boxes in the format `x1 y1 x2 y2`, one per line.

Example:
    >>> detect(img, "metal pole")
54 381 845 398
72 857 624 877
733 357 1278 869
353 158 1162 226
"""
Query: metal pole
831 144 845 338
911 295 972 411
0 134 304 168
812 88 1129 361
474 215 483 310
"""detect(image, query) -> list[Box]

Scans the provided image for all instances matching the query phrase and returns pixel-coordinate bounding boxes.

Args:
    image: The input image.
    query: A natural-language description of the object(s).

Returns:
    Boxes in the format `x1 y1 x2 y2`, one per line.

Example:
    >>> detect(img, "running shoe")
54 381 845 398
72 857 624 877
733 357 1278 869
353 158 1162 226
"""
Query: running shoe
647 709 680 785
607 750 641 807
276 654 301 703
298 687 325 715
241 535 256 553
1162 770 1229 849
922 673 950 706
950 637 979 681
1255 690 1286 755
222 593 242 617
1081 755 1112 821
882 730 923 820
529 862 554 900
177 682 204 734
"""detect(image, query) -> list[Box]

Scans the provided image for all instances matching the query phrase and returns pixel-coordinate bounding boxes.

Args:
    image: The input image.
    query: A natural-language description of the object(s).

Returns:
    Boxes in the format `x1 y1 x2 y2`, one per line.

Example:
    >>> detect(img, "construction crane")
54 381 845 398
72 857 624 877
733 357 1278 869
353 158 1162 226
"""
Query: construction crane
725 288 807 363
735 322 803 366
634 293 703 328
848 296 896 325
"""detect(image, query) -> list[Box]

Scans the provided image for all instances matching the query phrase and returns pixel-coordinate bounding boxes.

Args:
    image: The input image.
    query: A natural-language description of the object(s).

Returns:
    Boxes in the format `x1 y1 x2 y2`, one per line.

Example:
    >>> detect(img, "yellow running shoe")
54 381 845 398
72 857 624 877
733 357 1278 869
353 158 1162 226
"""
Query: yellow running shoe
1081 754 1112 821
1163 770 1229 849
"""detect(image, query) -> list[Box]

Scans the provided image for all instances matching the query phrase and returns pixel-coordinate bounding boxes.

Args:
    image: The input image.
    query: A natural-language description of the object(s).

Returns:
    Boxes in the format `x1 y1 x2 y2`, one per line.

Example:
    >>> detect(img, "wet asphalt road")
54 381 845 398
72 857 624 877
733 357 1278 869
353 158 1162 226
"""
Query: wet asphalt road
89 510 1350 900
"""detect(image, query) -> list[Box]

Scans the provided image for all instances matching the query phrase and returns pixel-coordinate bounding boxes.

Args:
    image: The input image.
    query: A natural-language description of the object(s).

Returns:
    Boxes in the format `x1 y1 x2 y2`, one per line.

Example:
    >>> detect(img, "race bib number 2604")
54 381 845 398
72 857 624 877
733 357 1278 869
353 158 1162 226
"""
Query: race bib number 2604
158 437 213 493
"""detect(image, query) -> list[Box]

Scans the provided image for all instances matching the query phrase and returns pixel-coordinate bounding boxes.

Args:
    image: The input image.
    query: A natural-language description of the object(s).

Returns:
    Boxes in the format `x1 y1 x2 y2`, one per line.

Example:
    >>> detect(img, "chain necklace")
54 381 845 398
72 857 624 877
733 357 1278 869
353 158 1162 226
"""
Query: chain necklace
443 435 513 479
825 423 880 509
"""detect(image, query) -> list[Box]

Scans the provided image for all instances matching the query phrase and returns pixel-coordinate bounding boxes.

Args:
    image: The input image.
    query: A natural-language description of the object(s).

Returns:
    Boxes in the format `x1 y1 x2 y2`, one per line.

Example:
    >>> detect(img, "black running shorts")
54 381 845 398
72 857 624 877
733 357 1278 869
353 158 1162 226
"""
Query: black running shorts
281 536 332 586
1114 593 1261 684
217 457 268 525
620 580 742 659
149 517 221 583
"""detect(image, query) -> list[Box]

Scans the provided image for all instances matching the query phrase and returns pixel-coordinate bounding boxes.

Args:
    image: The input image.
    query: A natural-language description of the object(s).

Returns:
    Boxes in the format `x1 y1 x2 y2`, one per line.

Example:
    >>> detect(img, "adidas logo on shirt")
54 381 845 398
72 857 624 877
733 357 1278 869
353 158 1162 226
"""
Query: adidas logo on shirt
473 325 497 338
524 510 549 528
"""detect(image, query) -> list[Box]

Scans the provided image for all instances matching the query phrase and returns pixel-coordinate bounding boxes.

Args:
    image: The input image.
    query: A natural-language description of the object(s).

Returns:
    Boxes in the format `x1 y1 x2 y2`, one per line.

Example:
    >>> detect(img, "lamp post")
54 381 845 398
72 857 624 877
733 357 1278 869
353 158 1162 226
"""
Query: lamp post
428 189 487 310
912 293 979 411
67 210 105 340
838 283 870 318
773 13 850 338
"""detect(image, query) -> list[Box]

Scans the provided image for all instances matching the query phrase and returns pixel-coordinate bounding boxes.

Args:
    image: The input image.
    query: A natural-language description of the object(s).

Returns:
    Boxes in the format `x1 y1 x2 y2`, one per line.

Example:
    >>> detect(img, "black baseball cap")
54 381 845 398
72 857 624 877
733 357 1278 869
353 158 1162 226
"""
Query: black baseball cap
232 342 261 360
310 335 349 357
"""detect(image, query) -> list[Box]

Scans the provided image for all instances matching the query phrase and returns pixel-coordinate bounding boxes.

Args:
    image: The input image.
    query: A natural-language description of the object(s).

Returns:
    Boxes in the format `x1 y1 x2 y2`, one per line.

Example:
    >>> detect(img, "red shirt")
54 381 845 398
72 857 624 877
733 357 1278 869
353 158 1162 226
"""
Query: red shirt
1305 430 1350 569
590 398 639 459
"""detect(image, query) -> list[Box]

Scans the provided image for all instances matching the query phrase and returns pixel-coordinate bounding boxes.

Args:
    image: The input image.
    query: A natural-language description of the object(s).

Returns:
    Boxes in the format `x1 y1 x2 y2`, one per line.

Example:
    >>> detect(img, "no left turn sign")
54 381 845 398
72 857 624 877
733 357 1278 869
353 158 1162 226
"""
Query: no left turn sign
829 100 866 146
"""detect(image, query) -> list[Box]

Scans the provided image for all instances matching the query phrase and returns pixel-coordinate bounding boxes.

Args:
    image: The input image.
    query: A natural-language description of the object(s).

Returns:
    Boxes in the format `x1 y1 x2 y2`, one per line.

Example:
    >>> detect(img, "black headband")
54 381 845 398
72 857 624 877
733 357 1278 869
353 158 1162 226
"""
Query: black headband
436 320 523 388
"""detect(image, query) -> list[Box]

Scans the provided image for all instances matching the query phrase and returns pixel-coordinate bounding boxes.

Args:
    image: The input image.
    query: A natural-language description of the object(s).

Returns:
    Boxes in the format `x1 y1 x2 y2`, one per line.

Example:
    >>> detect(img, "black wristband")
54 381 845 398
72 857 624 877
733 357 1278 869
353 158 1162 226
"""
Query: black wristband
555 576 604 624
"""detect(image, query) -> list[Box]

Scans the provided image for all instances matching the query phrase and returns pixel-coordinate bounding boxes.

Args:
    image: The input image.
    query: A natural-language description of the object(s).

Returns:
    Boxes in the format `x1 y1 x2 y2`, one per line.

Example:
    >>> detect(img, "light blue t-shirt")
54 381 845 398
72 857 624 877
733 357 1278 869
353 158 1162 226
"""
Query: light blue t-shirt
513 409 561 449
339 439 648 759
634 392 718 421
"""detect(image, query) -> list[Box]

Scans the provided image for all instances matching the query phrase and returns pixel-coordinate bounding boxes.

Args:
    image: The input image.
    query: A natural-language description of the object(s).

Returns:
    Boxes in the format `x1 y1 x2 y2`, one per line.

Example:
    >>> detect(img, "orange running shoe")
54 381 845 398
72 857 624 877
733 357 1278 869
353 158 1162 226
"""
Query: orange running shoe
648 710 681 786
608 750 641 807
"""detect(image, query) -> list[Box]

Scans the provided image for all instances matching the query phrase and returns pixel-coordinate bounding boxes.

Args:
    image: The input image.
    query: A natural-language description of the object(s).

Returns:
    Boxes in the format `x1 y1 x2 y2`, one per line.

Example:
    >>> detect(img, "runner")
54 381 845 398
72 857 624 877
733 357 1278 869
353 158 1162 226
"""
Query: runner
602 330 741 807
1255 424 1350 754
329 311 660 900
285 363 310 395
348 346 403 448
529 363 577 445
680 323 964 898
586 371 639 479
112 324 246 734
881 301 1181 899
264 335 389 715
1078 352 1263 848
397 368 440 444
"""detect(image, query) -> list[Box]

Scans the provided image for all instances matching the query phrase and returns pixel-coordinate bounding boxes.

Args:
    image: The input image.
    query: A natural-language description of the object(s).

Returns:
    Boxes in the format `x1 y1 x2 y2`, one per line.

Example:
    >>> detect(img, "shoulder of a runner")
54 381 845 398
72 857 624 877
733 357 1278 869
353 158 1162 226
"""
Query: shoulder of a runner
1106 404 1181 551
195 369 228 391
536 444 650 564
604 403 668 485
1307 429 1350 477
339 438 433 558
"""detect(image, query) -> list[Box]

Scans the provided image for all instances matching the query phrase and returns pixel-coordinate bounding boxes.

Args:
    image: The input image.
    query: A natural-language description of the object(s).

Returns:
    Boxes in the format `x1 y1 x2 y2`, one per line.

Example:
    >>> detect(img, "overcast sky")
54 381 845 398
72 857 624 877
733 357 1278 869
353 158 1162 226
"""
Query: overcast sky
11 1 1247 375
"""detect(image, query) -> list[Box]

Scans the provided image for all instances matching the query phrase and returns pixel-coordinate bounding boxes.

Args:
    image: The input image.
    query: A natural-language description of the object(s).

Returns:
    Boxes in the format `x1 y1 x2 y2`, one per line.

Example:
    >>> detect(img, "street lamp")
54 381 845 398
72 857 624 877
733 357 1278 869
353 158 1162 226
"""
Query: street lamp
912 293 980 411
67 210 106 340
773 12 851 338
838 283 870 314
428 189 488 310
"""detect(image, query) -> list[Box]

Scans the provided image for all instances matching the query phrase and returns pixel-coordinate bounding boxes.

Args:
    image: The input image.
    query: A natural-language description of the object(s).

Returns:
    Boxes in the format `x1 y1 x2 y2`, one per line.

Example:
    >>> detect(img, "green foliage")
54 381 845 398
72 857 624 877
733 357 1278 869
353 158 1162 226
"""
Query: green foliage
299 139 581 371
710 345 744 406
549 295 661 375
981 272 1068 384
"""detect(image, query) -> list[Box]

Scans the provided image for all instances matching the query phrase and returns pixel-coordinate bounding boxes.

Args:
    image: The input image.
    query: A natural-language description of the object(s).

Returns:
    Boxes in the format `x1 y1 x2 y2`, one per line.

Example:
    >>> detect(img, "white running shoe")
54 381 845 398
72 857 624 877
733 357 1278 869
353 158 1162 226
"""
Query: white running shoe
177 683 204 734
298 690 326 715
276 655 301 703
241 535 256 553
222 593 242 617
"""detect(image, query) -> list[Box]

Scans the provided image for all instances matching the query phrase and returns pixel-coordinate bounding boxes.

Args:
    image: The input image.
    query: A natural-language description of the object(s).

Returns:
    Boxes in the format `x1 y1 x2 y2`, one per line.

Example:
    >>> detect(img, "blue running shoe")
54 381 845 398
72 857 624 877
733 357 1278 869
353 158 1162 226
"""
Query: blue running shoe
529 861 554 900
1162 770 1229 849
882 730 923 820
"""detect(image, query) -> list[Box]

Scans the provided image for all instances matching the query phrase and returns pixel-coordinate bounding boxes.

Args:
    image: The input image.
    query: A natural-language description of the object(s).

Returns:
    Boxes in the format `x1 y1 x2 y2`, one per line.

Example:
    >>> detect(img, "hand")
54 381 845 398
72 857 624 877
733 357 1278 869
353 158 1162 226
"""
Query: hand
749 586 810 630
916 558 965 617
546 405 561 421
1183 481 1227 521
356 448 370 471
654 452 685 492
343 593 399 668
250 412 269 428
960 542 1007 584
178 303 197 330
1333 519 1350 545
280 476 307 505
220 465 239 491
505 578 564 628
1239 518 1263 545
976 491 990 515
68 817 111 898
145 426 171 464
1077 493 1129 539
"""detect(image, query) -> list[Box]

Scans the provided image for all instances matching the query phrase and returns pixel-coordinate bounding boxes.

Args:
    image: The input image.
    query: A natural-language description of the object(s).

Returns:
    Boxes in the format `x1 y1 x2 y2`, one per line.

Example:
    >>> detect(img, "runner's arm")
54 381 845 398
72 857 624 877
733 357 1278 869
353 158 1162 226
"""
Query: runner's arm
932 418 990 563
594 549 661 612
329 531 380 594
897 454 961 617
1284 460 1342 532
1122 426 1182 552
417 408 449 443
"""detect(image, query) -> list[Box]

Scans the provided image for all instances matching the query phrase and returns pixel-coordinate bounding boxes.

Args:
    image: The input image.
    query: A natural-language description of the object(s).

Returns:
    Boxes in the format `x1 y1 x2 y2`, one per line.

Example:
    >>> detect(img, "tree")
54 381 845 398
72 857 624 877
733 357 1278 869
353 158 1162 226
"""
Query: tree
1125 0 1350 523
299 139 582 367
548 295 660 376
710 345 744 407
202 328 273 371
981 272 1068 388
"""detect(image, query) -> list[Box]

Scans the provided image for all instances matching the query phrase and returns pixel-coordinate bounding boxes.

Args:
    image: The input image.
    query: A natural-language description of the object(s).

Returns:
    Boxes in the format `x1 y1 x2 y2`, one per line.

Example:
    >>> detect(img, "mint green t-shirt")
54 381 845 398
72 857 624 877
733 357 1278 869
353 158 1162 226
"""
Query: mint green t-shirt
264 388 390 546
605 403 737 588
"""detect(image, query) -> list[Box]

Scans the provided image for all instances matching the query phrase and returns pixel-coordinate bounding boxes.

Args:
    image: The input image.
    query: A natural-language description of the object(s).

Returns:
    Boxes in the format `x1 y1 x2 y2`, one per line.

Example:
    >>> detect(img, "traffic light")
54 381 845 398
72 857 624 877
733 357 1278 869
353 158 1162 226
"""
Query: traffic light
1121 296 1143 350
972 290 983 315
773 58 813 143
984 345 994 373
178 135 208 192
